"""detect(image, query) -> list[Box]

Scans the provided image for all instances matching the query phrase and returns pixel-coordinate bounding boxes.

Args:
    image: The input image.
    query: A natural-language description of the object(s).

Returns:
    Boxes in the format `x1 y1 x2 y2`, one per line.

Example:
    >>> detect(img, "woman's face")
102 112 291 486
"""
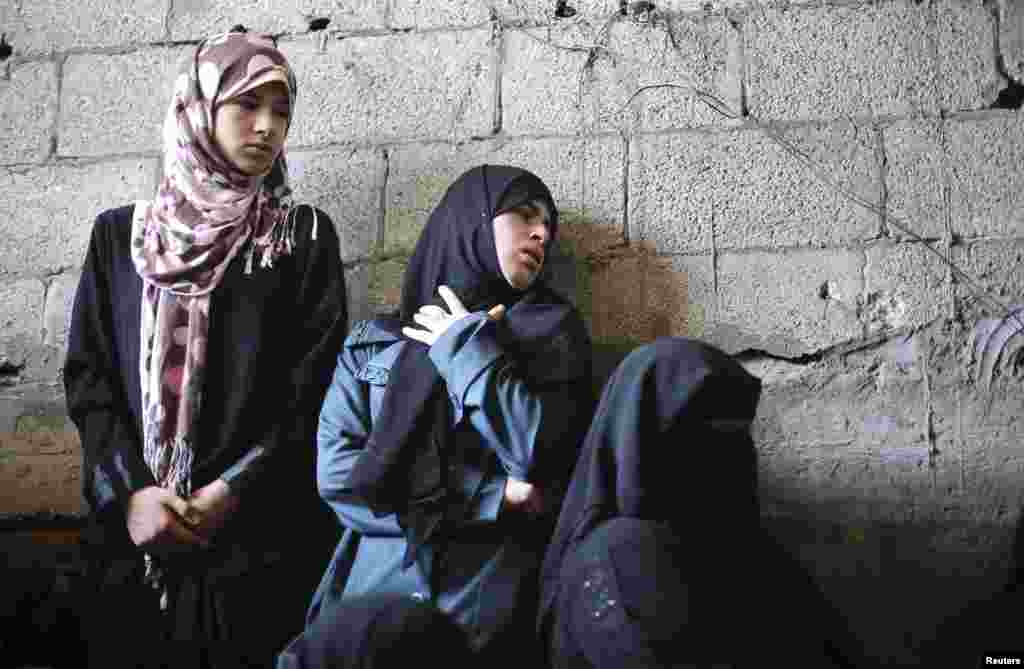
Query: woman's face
493 201 551 290
213 81 290 176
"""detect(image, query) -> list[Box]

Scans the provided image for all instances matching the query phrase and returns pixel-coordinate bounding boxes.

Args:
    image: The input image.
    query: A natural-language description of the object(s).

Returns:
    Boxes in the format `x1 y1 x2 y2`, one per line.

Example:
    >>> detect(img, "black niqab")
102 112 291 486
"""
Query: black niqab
537 337 762 633
346 165 582 567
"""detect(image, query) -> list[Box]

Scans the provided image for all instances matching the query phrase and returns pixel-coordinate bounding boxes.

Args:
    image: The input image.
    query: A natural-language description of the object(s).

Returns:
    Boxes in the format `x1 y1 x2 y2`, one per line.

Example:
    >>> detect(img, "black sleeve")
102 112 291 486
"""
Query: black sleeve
64 213 154 516
220 207 349 496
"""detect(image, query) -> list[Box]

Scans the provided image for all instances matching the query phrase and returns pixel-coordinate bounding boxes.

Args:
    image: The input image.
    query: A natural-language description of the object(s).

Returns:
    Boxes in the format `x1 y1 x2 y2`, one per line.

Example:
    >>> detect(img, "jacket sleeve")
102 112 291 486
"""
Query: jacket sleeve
428 312 594 486
64 214 154 517
219 207 349 498
316 341 404 537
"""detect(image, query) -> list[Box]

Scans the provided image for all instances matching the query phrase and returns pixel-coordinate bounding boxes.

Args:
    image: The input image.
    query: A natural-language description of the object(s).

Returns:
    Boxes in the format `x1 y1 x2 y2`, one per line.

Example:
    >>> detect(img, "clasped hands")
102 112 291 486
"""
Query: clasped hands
402 285 506 347
125 479 238 554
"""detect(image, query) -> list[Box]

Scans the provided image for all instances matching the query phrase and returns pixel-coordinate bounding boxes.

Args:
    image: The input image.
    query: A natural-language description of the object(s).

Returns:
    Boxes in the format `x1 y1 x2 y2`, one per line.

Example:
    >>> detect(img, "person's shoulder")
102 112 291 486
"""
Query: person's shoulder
339 319 405 381
93 204 137 229
86 204 139 251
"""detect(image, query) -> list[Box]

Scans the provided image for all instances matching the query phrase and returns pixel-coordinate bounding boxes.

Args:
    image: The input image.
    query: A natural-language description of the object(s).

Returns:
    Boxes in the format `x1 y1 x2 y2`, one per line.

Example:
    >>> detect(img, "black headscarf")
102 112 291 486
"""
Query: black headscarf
347 165 588 567
537 337 763 635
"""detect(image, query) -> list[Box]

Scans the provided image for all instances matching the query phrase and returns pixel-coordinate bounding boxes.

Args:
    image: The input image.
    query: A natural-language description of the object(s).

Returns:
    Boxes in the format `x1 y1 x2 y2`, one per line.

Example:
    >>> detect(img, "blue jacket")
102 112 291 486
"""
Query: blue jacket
305 310 593 654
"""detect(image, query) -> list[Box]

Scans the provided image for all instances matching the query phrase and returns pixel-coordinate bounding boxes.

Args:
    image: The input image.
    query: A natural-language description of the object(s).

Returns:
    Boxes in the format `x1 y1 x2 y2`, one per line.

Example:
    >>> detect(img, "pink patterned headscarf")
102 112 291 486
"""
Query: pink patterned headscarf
131 30 301 498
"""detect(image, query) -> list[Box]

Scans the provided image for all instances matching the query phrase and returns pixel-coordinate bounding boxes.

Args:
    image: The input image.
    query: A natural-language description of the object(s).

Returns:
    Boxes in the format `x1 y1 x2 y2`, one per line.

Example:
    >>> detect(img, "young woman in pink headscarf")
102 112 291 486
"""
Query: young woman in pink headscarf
65 27 347 667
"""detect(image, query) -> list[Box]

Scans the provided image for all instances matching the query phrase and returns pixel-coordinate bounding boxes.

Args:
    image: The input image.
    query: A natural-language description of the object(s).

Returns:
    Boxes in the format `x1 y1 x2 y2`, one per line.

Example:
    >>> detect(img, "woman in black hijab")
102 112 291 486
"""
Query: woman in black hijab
291 165 594 663
538 338 866 668
538 337 761 668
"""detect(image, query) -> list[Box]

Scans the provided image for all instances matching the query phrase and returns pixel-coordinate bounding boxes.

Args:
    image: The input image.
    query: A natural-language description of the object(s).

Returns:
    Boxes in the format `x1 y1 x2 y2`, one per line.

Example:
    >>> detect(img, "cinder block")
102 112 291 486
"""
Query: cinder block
501 25 592 136
589 17 738 132
927 319 1024 510
934 0 1006 112
882 120 947 241
716 248 863 357
865 242 950 333
42 272 81 350
0 0 166 56
955 240 1024 317
947 115 1024 239
998 0 1024 83
384 135 625 257
288 147 385 263
755 358 939 520
391 0 489 29
0 160 157 275
745 3 937 121
0 280 45 367
503 17 736 135
168 0 387 40
283 30 495 146
0 61 56 165
59 47 189 157
581 250 713 345
630 127 879 254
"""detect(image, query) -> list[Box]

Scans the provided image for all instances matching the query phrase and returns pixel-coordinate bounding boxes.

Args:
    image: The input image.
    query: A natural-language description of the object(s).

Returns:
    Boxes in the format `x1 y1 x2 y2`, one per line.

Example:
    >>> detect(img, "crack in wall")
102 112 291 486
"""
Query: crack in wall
490 9 504 135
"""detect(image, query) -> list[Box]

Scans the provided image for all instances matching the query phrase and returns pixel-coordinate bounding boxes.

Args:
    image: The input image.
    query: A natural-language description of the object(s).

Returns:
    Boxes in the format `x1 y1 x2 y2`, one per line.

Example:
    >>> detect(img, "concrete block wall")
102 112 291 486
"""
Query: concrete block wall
2 0 1024 664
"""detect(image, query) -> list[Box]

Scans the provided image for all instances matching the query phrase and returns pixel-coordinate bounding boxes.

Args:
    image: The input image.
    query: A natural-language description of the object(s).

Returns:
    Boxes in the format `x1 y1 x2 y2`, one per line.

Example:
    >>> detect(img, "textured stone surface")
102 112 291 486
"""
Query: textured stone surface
344 264 373 324
283 30 495 146
60 48 188 157
581 249 712 345
0 404 83 516
746 3 937 121
882 120 948 241
490 0 618 25
947 114 1024 239
0 280 45 369
0 160 157 275
503 17 736 135
0 0 166 55
383 135 625 257
865 242 951 333
0 62 56 165
956 239 1024 313
934 0 1006 112
288 147 385 263
630 127 879 254
391 0 490 29
716 248 863 356
501 25 593 136
998 0 1024 84
589 17 738 132
168 0 388 40
42 273 81 350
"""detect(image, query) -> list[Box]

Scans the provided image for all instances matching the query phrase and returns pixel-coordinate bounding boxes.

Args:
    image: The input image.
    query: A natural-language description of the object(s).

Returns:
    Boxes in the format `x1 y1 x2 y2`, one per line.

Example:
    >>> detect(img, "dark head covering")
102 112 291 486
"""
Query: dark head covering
279 595 473 669
537 338 762 644
347 165 588 567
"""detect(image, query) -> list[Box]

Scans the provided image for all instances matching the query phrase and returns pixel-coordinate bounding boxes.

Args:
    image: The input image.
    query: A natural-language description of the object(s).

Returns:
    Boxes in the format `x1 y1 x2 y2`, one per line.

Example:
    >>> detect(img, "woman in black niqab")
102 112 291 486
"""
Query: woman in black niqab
538 337 866 669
